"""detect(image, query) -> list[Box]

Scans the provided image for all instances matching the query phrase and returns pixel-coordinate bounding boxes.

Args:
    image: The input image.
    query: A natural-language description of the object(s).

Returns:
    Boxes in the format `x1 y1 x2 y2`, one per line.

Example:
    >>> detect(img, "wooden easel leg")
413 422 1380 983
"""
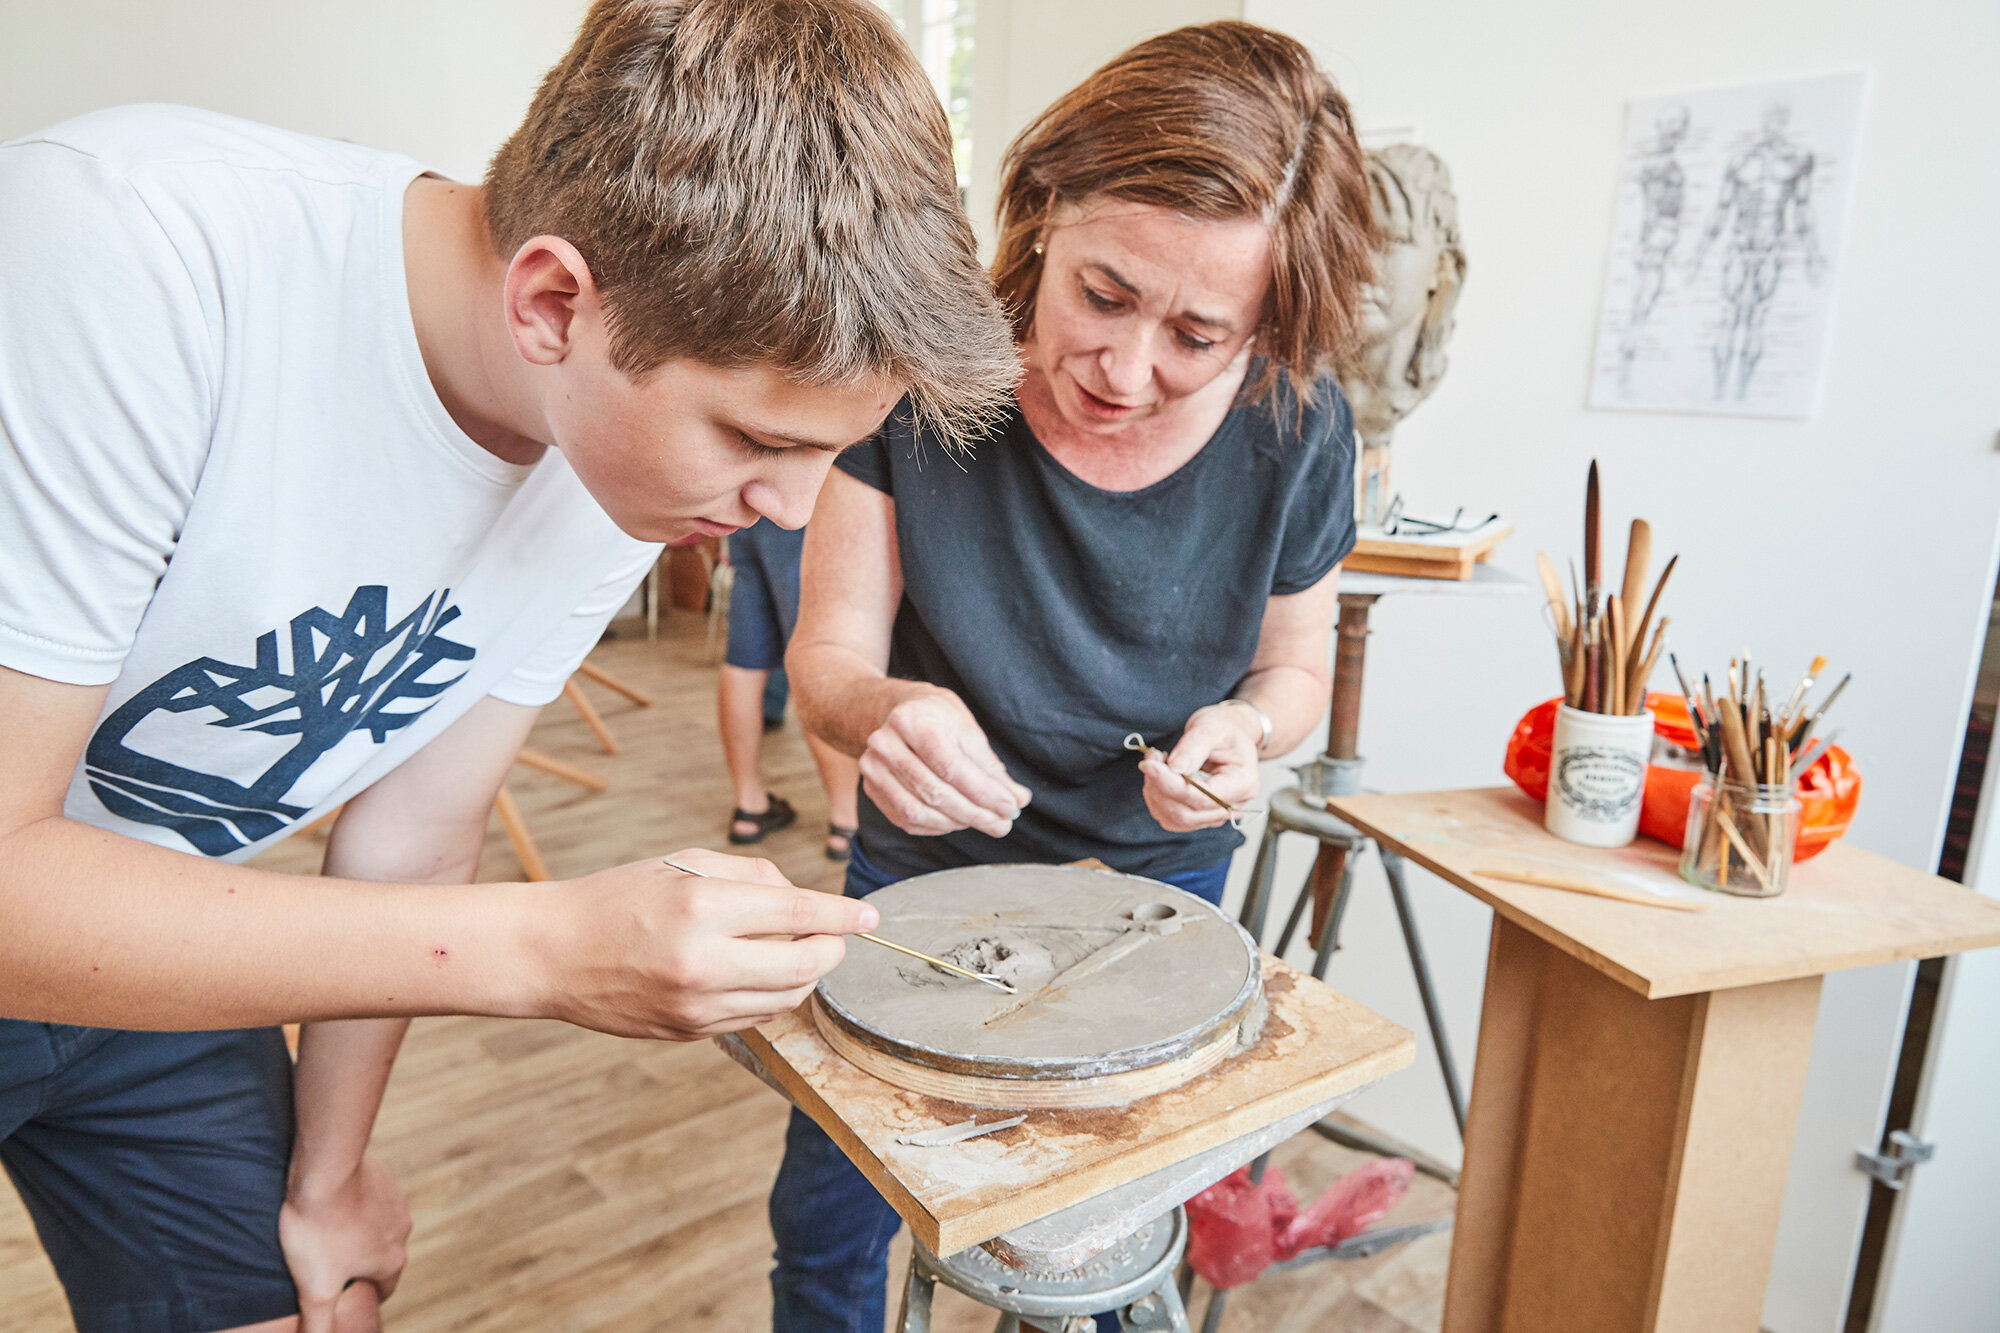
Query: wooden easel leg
494 787 550 882
1444 918 1820 1332
576 660 654 707
514 747 610 791
563 678 619 754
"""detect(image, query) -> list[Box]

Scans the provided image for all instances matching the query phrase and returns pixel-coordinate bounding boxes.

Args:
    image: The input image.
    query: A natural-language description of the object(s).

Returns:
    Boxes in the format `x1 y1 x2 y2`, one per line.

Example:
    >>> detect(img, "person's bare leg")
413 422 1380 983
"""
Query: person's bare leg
719 664 774 838
805 728 860 856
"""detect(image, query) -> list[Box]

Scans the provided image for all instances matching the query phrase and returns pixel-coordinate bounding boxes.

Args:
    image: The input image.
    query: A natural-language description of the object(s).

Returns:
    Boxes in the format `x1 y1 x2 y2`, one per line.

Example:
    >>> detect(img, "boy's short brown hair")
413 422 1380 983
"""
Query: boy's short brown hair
992 21 1378 406
487 0 1017 446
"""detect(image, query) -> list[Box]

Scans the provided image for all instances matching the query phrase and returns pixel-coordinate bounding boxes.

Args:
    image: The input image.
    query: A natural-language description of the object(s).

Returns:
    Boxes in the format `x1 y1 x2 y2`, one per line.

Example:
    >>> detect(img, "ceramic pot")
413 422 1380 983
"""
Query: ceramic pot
1544 705 1654 848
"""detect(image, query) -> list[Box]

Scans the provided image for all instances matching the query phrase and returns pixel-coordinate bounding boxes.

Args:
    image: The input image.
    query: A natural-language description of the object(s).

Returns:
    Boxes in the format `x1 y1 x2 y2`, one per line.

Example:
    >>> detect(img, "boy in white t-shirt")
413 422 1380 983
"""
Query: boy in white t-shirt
0 2 1017 1329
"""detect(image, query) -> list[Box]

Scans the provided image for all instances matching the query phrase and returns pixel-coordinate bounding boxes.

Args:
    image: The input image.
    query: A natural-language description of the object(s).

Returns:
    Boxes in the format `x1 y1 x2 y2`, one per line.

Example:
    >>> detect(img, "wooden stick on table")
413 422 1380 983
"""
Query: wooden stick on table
1474 866 1713 912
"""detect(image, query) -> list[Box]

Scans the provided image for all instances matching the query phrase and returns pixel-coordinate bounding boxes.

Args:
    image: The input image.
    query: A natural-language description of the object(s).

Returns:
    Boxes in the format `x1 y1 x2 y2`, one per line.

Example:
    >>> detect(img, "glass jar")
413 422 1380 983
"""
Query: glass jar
1679 777 1802 898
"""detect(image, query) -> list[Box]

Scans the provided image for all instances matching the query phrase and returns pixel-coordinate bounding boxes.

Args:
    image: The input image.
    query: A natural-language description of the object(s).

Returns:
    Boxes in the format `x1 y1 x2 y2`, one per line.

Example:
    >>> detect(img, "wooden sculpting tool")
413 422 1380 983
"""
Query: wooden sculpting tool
1474 866 1713 912
1620 518 1650 651
659 858 1017 993
1536 551 1573 643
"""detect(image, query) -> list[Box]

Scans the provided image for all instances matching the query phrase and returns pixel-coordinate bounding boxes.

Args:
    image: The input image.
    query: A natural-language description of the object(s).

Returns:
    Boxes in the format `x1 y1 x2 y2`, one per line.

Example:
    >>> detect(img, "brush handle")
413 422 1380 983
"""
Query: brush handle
1620 519 1651 651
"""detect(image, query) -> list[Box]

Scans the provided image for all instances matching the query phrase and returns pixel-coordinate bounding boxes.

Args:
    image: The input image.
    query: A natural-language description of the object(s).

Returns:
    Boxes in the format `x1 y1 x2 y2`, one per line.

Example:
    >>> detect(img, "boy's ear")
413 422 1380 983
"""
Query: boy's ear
503 236 597 366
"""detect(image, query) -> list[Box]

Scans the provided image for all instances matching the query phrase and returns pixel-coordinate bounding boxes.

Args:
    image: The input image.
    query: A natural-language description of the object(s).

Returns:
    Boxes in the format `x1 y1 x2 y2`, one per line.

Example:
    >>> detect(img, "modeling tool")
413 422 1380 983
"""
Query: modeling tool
1543 463 1677 716
1123 733 1245 825
1620 518 1651 651
660 858 1017 993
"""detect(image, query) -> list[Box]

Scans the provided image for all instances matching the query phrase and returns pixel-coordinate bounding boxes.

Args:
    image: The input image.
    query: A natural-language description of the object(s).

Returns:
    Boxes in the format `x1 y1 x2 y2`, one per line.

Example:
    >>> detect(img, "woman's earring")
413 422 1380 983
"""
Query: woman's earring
1032 241 1045 256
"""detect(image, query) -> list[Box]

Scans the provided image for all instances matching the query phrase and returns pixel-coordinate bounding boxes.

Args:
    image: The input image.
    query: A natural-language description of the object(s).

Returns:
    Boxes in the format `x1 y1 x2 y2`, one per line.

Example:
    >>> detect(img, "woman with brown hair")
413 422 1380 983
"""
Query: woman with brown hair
775 21 1378 1330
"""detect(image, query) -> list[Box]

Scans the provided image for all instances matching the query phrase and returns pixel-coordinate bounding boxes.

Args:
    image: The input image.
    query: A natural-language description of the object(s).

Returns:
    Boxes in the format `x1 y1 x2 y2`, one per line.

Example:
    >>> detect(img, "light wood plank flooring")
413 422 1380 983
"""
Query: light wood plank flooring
0 614 1450 1331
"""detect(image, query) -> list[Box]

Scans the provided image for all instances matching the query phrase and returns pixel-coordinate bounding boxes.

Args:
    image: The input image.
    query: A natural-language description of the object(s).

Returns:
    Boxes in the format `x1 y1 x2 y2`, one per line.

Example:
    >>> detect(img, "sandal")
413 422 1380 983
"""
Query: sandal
826 823 857 863
728 794 797 844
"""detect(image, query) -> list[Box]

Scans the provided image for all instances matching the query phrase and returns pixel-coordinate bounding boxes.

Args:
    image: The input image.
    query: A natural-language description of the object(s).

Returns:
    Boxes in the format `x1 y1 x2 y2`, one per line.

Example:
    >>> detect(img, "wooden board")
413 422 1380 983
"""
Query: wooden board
739 954 1414 1255
1349 519 1513 564
1444 919 1821 1332
1329 786 2000 999
1344 551 1485 580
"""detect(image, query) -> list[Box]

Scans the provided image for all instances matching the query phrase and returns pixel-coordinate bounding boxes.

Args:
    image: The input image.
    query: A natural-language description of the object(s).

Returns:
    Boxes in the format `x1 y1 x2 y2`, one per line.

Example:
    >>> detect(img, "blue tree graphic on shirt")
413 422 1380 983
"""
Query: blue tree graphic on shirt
85 587 475 856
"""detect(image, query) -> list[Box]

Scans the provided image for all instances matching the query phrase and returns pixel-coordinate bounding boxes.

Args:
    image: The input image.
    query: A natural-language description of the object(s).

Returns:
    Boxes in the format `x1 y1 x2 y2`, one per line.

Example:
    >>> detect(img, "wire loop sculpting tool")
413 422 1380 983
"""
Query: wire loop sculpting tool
1123 733 1247 828
660 858 1016 993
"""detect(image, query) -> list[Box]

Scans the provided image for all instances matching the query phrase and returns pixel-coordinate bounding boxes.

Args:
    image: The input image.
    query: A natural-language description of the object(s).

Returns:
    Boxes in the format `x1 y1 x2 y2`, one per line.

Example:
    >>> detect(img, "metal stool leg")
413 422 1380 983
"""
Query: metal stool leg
898 1254 937 1332
1271 867 1314 958
1238 822 1282 944
1124 1281 1191 1330
1379 848 1468 1138
1309 857 1357 981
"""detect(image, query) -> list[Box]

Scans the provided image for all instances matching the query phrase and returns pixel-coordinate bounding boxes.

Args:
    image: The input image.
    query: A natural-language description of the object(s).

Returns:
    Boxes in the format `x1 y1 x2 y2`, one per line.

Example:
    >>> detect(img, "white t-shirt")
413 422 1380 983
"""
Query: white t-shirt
0 106 660 861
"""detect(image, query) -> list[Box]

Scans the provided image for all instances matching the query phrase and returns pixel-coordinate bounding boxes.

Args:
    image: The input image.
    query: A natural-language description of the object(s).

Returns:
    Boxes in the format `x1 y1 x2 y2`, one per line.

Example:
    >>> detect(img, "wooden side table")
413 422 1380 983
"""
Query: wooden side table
1326 786 2000 1333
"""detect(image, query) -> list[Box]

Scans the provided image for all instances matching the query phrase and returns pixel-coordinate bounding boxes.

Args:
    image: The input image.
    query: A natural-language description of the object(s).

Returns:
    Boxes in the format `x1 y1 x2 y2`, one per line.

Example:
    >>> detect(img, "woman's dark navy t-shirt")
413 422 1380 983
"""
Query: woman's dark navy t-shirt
835 377 1357 880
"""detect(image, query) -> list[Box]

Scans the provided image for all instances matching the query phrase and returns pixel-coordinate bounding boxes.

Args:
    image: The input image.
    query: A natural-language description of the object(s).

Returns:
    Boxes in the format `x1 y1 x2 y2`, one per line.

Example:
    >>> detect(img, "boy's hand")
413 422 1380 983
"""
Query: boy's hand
1139 703 1262 833
279 1155 410 1333
538 849 879 1040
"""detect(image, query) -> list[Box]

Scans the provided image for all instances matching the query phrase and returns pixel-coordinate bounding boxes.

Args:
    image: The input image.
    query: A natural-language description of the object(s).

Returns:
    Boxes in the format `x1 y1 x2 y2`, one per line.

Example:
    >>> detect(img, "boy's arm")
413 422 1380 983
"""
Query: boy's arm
0 664 878 1033
281 694 535 1330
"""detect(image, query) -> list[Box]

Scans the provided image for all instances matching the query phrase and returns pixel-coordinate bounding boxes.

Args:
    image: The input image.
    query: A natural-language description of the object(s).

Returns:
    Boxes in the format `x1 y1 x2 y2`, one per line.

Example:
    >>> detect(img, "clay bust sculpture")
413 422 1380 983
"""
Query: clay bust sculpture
1340 143 1466 524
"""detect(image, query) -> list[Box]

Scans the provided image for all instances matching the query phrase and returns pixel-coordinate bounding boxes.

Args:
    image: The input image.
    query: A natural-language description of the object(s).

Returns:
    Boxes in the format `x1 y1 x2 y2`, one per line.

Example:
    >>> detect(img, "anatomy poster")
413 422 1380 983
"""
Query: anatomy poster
1588 71 1867 418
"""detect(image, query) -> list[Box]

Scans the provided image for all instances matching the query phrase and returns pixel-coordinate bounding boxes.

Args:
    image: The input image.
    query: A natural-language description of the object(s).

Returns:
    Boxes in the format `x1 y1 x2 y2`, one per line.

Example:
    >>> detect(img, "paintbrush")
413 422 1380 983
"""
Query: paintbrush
1780 655 1829 730
1790 673 1853 753
1789 730 1841 781
1584 460 1602 615
1546 463 1673 716
660 858 1018 993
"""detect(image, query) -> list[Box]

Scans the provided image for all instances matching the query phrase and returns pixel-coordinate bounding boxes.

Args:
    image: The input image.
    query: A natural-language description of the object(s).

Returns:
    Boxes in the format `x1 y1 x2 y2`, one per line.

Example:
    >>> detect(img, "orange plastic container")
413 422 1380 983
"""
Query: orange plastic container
1503 693 1859 858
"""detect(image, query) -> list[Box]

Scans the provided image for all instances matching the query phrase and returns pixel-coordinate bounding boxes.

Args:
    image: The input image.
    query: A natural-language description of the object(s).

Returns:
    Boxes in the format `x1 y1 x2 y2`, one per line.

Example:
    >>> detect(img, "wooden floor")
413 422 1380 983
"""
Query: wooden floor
0 613 1451 1331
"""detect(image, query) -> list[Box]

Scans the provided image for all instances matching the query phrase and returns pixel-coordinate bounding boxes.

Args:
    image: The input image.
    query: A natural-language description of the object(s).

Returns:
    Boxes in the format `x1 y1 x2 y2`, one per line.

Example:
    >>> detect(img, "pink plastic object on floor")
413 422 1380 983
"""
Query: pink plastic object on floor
1185 1157 1416 1289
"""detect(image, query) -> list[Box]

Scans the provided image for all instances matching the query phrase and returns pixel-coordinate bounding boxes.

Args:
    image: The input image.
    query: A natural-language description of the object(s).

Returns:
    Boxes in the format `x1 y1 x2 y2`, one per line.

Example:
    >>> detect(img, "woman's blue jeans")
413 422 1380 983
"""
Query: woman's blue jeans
767 842 1229 1333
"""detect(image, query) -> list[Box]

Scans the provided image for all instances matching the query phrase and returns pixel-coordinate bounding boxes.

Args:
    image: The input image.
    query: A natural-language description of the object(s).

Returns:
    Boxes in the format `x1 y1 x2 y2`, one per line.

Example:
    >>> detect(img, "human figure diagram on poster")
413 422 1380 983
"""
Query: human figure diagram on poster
1588 71 1867 419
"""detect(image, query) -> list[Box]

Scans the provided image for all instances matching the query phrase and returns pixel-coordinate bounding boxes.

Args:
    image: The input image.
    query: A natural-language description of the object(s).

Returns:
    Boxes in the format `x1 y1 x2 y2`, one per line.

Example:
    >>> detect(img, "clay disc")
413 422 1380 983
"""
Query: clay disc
814 863 1261 1084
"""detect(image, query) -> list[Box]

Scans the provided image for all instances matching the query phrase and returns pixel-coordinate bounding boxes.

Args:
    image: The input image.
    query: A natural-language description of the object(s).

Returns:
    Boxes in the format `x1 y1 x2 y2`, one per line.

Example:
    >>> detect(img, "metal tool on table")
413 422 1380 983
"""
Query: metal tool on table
660 857 1017 993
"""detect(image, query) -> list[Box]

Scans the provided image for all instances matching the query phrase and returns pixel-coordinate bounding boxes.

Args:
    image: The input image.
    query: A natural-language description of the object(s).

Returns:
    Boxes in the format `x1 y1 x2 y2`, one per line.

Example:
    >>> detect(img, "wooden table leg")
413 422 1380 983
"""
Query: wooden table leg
1445 917 1821 1332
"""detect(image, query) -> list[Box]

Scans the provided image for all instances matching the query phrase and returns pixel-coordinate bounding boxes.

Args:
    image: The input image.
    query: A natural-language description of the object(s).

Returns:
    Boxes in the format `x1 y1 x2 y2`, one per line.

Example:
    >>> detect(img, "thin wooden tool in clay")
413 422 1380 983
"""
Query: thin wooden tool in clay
660 858 1016 992
1474 867 1713 912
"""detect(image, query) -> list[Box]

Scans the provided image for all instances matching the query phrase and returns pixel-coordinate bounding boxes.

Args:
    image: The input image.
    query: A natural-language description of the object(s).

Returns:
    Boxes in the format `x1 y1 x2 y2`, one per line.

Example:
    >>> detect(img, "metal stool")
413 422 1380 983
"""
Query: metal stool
898 1207 1192 1332
1239 782 1468 1141
1187 779 1468 1333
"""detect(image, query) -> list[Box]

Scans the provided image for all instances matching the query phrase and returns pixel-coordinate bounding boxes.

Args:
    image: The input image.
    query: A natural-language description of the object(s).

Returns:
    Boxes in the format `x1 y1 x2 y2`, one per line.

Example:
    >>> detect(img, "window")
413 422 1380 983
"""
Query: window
875 0 975 195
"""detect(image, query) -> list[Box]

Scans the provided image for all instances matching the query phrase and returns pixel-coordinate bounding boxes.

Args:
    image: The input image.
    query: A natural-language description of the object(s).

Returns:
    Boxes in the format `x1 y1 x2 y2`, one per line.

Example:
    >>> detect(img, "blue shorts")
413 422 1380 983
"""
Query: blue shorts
725 520 807 672
0 1021 298 1333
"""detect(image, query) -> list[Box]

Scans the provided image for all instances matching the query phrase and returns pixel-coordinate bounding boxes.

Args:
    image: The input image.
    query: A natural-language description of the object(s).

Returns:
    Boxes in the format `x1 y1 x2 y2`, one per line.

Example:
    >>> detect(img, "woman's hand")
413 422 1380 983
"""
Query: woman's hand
859 689 1032 839
1140 703 1264 832
279 1156 410 1333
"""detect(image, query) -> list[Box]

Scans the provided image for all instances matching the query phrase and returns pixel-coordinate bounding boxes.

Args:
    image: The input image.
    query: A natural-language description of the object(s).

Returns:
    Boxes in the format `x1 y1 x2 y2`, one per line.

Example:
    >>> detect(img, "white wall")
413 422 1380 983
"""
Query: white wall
1241 1 2000 1328
0 0 591 180
967 0 1243 253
